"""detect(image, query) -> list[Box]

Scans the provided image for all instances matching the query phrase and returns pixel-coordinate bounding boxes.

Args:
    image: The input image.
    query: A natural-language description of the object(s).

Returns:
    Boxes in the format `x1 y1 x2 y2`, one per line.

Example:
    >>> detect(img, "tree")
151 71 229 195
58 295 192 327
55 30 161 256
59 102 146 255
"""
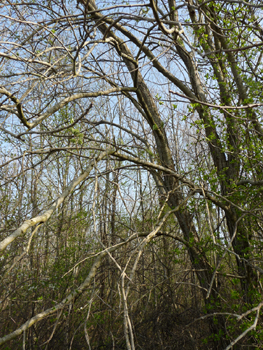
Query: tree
1 0 263 349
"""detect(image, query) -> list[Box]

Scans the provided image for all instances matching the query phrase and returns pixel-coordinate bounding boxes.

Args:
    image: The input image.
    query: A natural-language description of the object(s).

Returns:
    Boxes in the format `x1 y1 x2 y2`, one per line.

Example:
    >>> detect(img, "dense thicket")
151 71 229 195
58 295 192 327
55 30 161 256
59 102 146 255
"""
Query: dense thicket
1 1 263 349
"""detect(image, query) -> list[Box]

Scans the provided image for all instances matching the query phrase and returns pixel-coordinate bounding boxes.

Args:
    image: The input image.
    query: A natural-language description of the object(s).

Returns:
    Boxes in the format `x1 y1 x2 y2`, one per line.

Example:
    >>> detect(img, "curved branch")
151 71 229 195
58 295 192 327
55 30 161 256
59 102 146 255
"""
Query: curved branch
29 87 137 129
0 149 115 252
0 255 102 346
0 87 31 128
113 150 233 214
